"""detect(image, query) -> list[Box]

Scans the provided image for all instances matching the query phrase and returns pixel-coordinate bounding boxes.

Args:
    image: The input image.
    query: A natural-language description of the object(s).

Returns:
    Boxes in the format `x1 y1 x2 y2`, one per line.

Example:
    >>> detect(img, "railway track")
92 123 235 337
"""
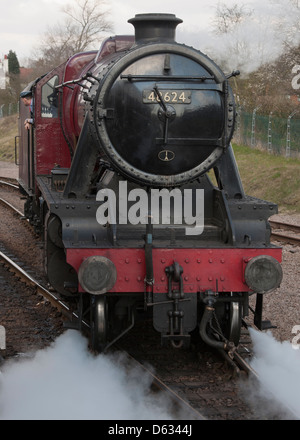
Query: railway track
270 220 300 246
0 248 76 322
0 178 18 189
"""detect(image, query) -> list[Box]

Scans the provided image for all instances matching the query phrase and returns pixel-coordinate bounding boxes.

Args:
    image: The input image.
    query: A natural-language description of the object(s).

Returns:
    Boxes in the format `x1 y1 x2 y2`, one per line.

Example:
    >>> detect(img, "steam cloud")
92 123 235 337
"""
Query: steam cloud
245 329 300 420
0 330 176 420
1 328 300 420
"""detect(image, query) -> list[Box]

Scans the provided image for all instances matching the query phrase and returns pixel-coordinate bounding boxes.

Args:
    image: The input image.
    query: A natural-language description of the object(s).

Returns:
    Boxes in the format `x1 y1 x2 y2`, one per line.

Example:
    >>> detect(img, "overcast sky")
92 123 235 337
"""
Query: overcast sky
0 0 291 67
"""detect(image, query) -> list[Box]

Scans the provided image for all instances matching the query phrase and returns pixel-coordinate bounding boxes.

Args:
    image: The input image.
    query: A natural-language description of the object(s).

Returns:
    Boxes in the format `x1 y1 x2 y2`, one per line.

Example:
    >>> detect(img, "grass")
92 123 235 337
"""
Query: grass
232 143 300 213
0 114 19 162
0 115 299 213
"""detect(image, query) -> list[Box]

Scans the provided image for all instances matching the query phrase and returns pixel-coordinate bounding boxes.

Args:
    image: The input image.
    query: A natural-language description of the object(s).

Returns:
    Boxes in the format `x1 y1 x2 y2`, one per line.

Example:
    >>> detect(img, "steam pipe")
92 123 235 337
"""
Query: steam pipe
199 305 229 350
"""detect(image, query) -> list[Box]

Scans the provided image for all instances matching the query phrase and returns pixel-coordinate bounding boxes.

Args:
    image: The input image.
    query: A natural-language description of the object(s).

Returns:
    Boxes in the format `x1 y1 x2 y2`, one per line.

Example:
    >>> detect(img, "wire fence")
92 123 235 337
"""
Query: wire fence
234 108 300 158
0 102 18 118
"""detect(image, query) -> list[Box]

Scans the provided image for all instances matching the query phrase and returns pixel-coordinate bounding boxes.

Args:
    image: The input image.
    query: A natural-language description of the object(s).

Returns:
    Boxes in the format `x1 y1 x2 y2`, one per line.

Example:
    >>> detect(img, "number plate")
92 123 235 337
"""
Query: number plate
143 90 191 104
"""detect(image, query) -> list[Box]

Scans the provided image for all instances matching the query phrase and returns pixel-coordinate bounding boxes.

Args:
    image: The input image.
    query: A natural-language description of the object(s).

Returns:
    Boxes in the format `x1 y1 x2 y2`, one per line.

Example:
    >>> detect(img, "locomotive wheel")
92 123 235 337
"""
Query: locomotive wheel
47 214 63 248
90 295 109 352
213 301 242 346
227 302 242 346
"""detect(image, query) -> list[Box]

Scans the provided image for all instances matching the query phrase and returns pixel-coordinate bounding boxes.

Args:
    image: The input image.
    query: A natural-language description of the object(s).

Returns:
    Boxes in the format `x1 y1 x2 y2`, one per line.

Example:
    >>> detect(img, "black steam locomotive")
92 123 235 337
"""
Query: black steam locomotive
18 14 282 352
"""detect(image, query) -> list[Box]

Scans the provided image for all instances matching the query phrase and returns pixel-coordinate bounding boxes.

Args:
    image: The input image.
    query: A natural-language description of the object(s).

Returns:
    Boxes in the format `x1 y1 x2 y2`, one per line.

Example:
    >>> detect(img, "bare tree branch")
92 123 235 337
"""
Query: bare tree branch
211 2 253 35
34 0 113 70
62 0 112 52
269 0 300 50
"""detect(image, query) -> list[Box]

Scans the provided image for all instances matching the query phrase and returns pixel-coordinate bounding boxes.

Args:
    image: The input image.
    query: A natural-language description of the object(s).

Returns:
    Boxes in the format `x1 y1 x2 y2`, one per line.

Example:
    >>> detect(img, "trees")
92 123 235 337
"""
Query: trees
5 51 21 102
208 1 300 116
270 0 300 50
232 41 300 116
61 0 112 53
7 51 20 75
31 0 113 74
209 2 268 75
211 3 253 35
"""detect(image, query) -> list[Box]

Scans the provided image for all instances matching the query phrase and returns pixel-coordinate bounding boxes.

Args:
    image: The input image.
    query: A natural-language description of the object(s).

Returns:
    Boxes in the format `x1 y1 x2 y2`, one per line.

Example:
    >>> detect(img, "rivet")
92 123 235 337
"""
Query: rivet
208 276 213 281
125 258 130 264
209 259 213 263
184 276 189 281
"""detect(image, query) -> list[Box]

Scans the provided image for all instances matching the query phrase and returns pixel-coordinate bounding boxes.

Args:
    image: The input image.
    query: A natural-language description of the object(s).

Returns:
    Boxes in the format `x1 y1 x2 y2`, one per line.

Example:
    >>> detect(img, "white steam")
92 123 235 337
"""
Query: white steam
0 330 177 420
2 327 299 420
245 329 300 419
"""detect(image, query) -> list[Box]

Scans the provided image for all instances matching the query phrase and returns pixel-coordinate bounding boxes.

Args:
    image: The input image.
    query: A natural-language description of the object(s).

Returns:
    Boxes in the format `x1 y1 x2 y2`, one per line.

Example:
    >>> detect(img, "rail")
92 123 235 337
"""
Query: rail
270 220 300 246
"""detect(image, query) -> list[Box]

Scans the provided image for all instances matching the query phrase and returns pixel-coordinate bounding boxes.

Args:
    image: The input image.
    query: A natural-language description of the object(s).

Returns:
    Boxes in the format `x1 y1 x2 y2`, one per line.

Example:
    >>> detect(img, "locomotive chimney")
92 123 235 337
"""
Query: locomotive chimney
128 13 183 44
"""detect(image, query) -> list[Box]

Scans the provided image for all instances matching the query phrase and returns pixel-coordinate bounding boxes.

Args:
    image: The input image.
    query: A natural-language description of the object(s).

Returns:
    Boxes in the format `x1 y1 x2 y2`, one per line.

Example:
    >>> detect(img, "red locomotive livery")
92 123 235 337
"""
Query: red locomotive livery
18 14 282 351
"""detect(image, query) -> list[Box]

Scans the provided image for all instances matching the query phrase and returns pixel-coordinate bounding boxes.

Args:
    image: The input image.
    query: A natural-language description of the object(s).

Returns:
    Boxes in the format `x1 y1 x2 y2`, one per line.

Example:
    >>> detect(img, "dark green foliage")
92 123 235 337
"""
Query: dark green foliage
7 50 20 75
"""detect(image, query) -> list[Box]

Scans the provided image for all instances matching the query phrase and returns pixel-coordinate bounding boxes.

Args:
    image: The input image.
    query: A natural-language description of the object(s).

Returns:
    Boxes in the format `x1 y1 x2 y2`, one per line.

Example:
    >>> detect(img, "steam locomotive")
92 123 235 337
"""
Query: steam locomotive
18 13 282 352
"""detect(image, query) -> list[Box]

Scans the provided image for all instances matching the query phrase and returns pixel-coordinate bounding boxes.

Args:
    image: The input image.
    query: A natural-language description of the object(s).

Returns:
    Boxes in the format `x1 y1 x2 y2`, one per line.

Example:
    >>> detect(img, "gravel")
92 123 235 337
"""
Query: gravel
265 213 300 343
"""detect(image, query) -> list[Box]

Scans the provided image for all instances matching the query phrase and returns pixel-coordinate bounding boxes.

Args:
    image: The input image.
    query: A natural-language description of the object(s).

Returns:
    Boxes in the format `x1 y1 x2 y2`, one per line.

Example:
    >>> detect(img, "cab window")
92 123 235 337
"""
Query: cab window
41 75 59 118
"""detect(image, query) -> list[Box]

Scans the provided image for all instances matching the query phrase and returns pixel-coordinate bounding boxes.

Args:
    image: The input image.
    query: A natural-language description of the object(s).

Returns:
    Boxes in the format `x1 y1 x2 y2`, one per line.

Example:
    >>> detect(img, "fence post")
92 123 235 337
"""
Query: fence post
286 110 298 157
235 106 242 143
251 108 258 147
268 112 273 153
